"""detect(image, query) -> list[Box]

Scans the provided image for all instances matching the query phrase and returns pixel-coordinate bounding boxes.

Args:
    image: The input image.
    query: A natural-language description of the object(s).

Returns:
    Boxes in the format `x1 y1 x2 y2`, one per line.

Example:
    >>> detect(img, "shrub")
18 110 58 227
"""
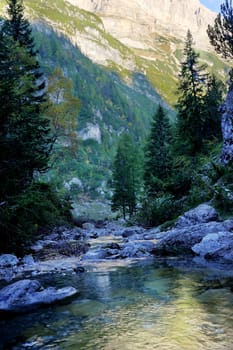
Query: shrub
0 182 71 254
138 194 182 227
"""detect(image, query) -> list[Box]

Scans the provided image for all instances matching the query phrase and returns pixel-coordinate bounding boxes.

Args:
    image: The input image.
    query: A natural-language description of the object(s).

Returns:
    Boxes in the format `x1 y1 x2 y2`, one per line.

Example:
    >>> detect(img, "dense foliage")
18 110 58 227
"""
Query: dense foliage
121 29 226 226
111 134 141 219
0 0 68 253
144 105 172 198
32 27 172 196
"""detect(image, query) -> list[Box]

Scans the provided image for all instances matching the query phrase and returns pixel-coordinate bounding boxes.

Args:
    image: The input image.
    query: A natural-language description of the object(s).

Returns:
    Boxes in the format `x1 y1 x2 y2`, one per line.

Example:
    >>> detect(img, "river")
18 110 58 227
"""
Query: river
1 258 233 349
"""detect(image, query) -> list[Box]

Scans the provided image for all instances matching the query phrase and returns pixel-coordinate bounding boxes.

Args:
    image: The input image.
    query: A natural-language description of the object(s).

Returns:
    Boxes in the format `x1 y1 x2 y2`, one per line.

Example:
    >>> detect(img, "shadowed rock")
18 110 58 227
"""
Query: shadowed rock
0 279 78 314
176 204 221 228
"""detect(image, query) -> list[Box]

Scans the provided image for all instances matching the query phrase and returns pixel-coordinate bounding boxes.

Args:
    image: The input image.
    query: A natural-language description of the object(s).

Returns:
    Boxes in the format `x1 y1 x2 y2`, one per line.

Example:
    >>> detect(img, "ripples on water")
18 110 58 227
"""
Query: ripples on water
1 259 233 350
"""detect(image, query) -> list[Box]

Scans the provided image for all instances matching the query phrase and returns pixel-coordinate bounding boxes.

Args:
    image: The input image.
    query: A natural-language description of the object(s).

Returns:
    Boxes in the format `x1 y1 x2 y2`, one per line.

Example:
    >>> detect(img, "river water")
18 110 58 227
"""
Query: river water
1 258 233 350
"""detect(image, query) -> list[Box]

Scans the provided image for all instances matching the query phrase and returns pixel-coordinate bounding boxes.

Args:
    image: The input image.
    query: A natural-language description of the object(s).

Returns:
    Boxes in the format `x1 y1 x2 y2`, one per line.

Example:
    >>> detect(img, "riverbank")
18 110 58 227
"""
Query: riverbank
1 203 233 314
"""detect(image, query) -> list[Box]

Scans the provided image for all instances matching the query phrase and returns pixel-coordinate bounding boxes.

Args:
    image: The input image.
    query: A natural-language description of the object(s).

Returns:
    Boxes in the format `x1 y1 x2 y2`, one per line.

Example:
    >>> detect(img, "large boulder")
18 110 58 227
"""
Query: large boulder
0 279 78 314
0 254 19 268
153 221 231 256
192 232 233 262
120 241 155 258
176 204 221 228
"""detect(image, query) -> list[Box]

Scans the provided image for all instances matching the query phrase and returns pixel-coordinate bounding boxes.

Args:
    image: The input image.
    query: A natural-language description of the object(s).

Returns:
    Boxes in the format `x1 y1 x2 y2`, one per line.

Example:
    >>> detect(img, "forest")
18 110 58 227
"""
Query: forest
1 0 233 254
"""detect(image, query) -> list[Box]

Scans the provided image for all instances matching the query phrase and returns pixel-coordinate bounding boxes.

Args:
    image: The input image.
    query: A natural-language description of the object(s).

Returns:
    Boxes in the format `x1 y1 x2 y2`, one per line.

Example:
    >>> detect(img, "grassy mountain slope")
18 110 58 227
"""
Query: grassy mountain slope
1 0 227 105
34 26 169 196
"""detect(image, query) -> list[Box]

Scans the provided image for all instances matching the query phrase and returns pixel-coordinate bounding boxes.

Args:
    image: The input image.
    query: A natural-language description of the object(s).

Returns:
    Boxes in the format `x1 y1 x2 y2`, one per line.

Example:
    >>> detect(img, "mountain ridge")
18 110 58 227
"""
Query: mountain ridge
66 0 215 50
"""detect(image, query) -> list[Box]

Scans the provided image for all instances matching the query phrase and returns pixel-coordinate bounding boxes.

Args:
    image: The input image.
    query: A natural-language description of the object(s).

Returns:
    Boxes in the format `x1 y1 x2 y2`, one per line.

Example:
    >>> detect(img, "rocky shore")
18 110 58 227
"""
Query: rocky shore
1 203 233 314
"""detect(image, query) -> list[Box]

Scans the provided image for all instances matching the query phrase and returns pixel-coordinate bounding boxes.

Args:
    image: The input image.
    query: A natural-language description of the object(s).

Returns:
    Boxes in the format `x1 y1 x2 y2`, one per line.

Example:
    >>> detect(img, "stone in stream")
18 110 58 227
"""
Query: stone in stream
0 279 78 314
74 265 85 273
82 222 95 230
152 220 233 256
120 241 156 258
192 232 233 262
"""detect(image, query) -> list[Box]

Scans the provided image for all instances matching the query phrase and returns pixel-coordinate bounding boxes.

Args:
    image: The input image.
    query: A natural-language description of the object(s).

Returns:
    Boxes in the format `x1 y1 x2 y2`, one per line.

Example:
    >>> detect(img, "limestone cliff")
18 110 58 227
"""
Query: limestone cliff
67 0 215 50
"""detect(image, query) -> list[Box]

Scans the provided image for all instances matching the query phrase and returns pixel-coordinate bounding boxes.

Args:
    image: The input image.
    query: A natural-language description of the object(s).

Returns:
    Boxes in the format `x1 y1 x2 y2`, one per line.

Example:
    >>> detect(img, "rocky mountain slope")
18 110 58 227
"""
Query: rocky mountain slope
63 0 227 104
68 0 215 50
0 0 226 104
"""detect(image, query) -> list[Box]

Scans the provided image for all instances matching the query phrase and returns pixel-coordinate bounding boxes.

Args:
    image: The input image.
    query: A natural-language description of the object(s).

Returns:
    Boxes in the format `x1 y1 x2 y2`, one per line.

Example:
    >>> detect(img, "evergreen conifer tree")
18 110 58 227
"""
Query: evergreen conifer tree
144 105 172 197
3 0 35 54
0 0 51 198
203 75 224 142
111 134 140 219
175 30 208 156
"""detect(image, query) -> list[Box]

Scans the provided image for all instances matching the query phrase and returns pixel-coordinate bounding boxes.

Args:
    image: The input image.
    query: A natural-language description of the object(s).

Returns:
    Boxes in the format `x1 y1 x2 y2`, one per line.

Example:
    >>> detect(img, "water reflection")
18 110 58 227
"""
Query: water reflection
1 260 233 350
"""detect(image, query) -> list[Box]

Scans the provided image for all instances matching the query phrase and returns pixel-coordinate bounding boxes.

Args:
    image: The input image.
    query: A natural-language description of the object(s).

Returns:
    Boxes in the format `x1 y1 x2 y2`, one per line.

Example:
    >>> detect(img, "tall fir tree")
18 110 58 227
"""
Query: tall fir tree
144 105 172 198
175 30 208 156
203 74 224 142
111 134 140 219
3 0 35 54
2 0 46 106
0 0 51 198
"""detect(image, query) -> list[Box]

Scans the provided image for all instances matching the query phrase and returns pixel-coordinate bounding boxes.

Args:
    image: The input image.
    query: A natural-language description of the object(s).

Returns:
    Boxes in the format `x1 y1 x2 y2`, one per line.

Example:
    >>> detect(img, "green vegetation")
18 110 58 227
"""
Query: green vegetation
175 30 223 157
0 0 70 253
1 0 233 255
114 29 229 227
111 134 141 219
31 27 170 195
144 105 172 198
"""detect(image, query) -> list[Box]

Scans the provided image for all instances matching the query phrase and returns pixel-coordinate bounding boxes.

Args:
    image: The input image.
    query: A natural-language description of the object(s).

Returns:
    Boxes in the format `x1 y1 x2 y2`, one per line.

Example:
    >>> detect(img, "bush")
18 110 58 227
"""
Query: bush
213 184 233 216
0 182 71 254
138 195 182 227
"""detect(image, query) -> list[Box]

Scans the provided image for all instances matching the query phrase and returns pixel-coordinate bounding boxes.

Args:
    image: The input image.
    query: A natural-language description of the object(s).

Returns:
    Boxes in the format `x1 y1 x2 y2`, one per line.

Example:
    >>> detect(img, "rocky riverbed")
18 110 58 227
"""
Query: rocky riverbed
1 203 233 314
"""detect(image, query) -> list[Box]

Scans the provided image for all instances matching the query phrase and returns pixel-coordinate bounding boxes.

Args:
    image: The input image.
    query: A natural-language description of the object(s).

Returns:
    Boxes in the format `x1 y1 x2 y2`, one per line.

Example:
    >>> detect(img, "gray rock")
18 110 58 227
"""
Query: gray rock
153 221 229 256
176 204 220 228
82 248 109 260
192 232 233 262
82 222 95 230
104 242 121 250
220 87 233 164
22 255 35 266
0 279 78 313
122 229 137 238
143 227 163 240
120 241 155 258
0 254 19 267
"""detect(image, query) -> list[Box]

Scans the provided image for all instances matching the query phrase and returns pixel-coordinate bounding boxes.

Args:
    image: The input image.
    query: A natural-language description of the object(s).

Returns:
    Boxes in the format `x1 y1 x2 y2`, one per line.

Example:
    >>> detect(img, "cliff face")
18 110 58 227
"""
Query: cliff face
66 0 215 50
1 0 223 105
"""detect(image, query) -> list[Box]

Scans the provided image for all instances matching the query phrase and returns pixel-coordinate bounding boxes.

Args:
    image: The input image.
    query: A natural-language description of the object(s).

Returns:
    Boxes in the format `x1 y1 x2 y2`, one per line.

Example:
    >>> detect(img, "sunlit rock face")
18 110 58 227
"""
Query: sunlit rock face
67 0 215 49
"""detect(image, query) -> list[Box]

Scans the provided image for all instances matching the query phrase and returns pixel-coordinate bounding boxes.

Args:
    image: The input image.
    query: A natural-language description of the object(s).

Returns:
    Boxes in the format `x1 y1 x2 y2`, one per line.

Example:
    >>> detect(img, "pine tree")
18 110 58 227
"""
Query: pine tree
111 134 140 219
175 30 208 156
0 0 51 198
144 105 172 198
203 75 224 142
3 0 35 53
2 0 46 106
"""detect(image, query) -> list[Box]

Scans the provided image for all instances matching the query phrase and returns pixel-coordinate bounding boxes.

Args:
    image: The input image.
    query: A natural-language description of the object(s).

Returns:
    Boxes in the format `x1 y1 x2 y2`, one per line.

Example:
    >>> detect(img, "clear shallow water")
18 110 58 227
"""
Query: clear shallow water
1 259 233 350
